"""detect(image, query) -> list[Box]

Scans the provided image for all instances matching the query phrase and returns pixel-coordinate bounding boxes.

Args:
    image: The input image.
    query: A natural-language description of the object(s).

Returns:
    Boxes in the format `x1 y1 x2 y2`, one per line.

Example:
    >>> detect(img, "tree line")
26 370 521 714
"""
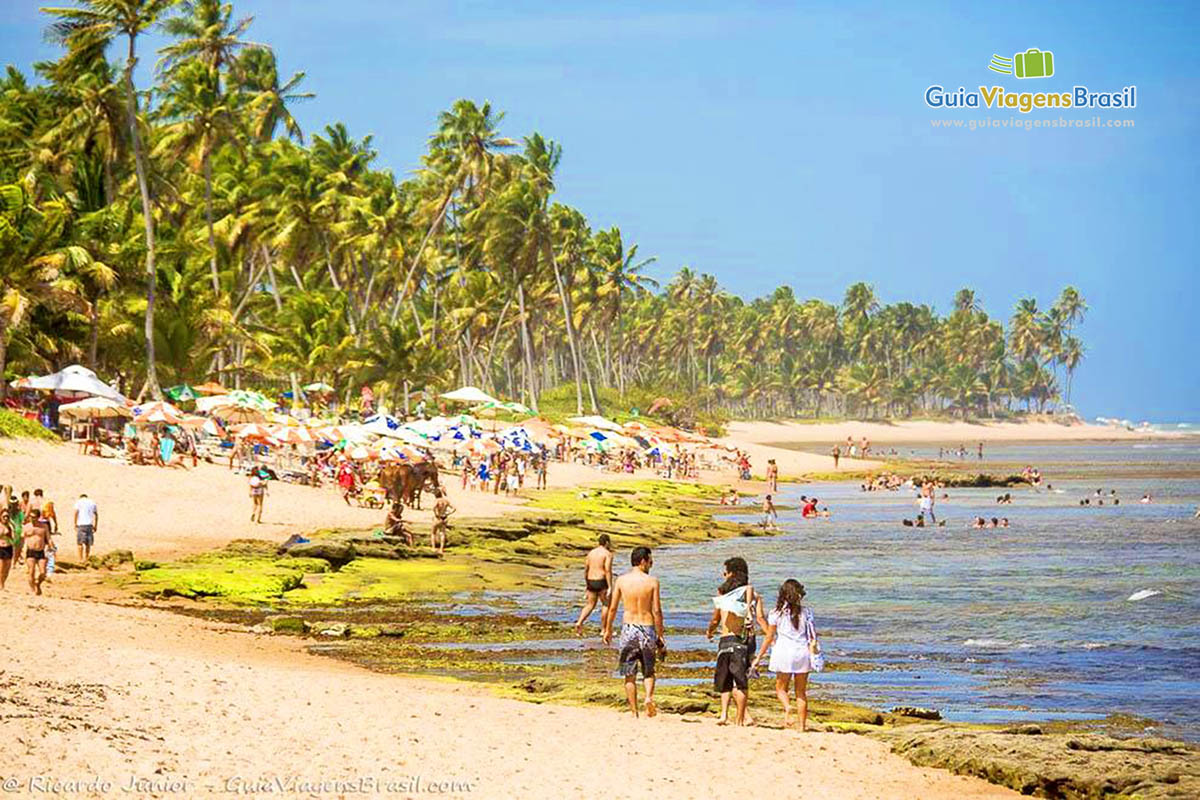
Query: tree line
0 0 1086 422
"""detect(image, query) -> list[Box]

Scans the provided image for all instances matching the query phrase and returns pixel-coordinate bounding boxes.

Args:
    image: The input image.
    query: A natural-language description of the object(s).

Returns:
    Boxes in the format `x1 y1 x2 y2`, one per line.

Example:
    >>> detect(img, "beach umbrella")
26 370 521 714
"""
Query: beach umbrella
471 400 534 417
362 414 404 437
213 405 268 424
440 386 500 405
379 444 425 463
23 364 125 402
302 381 334 394
164 384 198 402
226 389 274 410
232 422 273 440
193 381 228 395
568 415 623 432
270 425 315 445
132 401 185 425
179 415 226 438
346 444 379 461
59 397 132 420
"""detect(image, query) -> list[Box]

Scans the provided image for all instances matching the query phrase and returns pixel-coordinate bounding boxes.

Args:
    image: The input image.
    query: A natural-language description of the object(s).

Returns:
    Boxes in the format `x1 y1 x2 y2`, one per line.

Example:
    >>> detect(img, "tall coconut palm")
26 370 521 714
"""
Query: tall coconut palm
43 0 179 399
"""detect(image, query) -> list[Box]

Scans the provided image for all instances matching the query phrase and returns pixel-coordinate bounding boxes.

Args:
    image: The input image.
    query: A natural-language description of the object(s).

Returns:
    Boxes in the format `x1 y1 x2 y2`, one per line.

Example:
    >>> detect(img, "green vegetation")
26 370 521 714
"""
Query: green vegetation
0 409 58 441
2 2 1085 425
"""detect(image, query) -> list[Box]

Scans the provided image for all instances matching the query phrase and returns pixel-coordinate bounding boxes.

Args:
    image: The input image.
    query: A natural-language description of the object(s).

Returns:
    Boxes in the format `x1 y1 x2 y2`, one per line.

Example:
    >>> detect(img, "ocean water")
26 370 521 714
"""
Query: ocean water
527 441 1200 739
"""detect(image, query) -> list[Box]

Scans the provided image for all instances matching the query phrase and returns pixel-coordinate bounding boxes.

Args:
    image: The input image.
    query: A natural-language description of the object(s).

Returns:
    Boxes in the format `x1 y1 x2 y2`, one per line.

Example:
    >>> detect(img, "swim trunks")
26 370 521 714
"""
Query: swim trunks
586 577 608 593
77 525 94 546
0 545 12 559
618 623 658 678
25 548 45 561
714 635 749 692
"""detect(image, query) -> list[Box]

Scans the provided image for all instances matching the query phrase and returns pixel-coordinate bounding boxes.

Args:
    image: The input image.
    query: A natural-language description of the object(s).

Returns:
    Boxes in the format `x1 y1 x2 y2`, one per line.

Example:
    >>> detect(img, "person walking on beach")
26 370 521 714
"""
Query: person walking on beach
762 494 778 528
431 488 455 555
249 468 268 523
74 493 98 562
0 507 15 589
536 455 548 490
751 579 817 731
574 534 615 636
24 509 54 595
831 445 840 470
766 459 778 493
706 557 760 726
602 546 665 719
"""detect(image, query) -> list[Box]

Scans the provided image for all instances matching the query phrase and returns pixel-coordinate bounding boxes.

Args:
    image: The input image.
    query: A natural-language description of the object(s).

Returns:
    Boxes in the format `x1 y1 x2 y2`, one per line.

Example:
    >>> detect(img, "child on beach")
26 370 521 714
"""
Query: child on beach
751 579 817 731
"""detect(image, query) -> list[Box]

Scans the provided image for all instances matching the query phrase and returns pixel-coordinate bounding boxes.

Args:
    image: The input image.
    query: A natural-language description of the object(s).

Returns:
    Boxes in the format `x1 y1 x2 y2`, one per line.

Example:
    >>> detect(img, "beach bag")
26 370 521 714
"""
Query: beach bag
806 612 825 672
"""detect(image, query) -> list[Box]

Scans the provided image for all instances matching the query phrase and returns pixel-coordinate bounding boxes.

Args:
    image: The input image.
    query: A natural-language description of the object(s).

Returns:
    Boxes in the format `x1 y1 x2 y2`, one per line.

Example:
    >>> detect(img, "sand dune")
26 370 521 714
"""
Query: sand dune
3 592 1018 799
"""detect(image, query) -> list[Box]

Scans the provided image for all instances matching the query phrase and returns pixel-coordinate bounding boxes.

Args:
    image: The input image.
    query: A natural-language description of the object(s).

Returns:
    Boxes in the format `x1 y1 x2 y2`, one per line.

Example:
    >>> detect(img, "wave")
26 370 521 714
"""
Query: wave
1127 589 1162 602
962 638 1010 648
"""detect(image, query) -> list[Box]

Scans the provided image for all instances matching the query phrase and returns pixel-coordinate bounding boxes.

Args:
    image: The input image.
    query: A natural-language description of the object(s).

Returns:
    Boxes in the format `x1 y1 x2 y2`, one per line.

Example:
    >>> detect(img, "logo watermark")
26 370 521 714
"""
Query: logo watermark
989 48 1055 79
926 48 1137 126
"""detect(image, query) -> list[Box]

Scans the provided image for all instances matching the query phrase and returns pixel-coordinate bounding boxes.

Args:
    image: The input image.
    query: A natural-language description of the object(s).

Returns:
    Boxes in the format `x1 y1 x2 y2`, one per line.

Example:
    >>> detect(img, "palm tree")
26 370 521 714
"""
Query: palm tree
0 184 97 398
43 0 179 399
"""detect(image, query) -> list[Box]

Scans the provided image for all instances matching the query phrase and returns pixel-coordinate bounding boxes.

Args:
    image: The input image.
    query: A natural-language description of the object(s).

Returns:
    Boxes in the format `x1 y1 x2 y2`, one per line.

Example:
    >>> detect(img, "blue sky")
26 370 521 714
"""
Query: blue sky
5 1 1198 420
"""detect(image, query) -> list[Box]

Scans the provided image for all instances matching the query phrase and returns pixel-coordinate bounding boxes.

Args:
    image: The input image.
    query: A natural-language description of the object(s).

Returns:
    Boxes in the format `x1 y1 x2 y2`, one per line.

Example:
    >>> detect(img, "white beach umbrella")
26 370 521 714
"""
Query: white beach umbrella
440 386 500 405
24 364 125 402
58 397 132 419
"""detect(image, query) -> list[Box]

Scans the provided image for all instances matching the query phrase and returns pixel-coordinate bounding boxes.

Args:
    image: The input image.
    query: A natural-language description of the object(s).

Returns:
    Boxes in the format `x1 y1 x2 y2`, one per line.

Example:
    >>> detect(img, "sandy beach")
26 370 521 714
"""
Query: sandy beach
0 437 850 561
0 424 1175 799
725 418 1184 448
3 592 1018 799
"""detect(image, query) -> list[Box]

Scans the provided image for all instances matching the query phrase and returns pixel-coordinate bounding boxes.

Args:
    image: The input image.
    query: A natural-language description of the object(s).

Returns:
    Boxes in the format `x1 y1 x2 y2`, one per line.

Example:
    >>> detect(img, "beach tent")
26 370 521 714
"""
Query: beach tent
193 381 227 395
59 397 132 419
568 415 623 432
440 386 499 405
132 401 185 425
23 364 125 402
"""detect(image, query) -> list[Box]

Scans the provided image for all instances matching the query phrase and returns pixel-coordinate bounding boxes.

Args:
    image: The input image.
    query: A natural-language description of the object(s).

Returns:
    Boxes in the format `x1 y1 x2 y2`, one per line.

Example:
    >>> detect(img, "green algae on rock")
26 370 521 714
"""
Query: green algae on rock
873 725 1200 800
120 481 759 606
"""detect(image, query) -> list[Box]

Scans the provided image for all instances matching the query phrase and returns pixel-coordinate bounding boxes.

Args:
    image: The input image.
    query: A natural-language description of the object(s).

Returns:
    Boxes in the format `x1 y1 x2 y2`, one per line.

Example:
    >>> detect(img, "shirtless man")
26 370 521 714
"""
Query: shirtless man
602 546 665 718
385 501 412 546
574 534 615 635
766 459 778 493
431 488 455 555
24 511 54 595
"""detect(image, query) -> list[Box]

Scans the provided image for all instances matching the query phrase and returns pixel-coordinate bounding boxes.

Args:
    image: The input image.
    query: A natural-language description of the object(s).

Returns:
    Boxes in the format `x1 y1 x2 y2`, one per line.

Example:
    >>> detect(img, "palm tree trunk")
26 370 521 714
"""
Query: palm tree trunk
124 33 161 399
262 247 302 406
515 281 539 413
390 192 453 328
0 330 8 402
87 301 100 369
544 242 584 414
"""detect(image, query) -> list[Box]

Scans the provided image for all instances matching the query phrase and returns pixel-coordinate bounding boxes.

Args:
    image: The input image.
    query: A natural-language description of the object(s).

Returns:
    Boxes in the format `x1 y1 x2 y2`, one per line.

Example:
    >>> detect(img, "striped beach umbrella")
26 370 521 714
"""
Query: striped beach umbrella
232 422 273 440
133 401 185 425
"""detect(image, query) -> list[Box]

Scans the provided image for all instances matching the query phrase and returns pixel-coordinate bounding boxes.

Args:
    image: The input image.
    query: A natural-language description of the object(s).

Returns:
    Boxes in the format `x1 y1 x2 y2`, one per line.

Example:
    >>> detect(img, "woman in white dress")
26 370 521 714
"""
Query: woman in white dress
751 579 816 730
